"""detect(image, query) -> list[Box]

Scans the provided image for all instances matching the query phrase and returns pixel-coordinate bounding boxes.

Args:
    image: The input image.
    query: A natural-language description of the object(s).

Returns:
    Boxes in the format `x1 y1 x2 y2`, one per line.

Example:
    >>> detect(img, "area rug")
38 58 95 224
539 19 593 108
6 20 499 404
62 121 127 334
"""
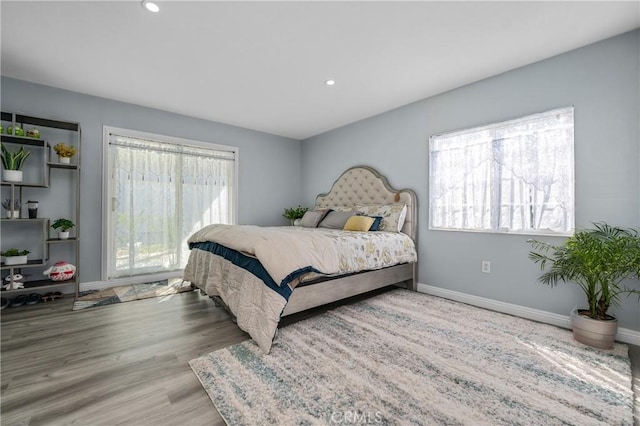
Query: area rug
73 278 193 310
189 289 633 425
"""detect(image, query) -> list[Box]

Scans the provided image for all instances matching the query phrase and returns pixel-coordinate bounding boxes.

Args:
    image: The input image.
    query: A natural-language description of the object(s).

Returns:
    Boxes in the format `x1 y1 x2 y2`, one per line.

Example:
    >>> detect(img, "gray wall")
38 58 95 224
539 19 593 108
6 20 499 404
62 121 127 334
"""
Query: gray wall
301 30 640 330
1 77 301 284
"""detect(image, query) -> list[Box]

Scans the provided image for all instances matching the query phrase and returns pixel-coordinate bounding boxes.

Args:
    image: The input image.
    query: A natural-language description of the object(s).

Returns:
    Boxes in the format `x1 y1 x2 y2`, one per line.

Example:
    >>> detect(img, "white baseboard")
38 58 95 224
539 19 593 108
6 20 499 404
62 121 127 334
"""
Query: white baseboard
81 271 184 292
417 283 640 346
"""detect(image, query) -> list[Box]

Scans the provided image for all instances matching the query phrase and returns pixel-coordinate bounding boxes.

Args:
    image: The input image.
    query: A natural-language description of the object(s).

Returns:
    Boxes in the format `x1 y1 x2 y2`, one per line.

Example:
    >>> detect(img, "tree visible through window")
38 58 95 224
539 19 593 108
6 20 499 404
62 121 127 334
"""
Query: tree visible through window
105 128 236 280
429 106 574 234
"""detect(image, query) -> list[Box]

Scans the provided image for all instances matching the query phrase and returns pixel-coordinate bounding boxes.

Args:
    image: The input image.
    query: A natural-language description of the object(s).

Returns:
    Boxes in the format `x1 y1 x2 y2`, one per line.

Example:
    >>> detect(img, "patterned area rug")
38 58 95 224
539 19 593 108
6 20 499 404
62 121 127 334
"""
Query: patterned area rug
73 278 193 310
189 289 633 425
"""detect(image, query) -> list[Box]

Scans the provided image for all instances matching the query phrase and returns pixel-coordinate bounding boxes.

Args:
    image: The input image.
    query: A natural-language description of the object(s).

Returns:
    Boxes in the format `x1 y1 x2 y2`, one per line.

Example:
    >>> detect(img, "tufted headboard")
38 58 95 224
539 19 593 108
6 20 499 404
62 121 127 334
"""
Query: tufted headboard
315 166 417 241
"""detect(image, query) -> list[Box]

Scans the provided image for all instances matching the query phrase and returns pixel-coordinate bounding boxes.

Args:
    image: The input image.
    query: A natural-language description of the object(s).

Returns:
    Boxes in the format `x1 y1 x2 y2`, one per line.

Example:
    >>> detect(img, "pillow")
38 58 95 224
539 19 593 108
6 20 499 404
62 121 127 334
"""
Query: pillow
318 210 355 229
300 210 329 228
321 205 353 212
368 215 383 231
354 203 407 232
343 216 375 232
355 214 383 231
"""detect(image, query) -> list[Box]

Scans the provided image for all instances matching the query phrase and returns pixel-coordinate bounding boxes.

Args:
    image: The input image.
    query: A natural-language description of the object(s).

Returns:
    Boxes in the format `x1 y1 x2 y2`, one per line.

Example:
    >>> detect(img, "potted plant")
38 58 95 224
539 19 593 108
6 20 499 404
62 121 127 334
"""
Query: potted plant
283 205 308 225
528 222 640 349
6 124 24 136
2 198 21 219
52 143 77 164
1 144 31 182
1 248 30 266
51 218 75 239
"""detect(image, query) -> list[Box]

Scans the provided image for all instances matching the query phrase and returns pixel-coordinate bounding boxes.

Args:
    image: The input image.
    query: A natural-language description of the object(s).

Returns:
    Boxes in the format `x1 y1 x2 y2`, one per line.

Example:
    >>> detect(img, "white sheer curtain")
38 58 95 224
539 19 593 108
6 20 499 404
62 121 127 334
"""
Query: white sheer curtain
429 106 574 234
108 133 235 279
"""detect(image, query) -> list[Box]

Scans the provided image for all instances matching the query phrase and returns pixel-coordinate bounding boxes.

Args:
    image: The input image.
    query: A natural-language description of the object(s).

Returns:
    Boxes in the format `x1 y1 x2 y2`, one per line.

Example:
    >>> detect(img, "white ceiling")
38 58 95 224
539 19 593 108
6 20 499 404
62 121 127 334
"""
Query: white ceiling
1 1 639 140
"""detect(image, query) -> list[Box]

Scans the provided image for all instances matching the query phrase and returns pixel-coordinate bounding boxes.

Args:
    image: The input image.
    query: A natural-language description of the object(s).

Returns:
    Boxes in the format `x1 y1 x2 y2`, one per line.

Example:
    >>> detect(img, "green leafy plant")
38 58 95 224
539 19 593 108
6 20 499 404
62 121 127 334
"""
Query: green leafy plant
1 248 30 256
528 222 640 320
1 144 31 170
53 143 77 158
51 218 75 232
1 198 21 211
283 205 308 221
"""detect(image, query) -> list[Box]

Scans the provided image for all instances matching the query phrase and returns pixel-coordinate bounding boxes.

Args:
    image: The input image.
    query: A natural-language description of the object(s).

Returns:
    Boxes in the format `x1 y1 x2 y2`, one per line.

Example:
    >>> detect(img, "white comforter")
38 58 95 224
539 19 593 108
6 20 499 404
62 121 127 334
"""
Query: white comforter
187 225 417 287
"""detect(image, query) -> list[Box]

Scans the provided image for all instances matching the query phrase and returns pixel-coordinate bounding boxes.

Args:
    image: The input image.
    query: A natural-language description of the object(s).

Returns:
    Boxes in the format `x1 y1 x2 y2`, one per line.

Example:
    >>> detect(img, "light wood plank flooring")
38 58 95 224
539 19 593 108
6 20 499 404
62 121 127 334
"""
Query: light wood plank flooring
1 291 247 425
2 291 639 425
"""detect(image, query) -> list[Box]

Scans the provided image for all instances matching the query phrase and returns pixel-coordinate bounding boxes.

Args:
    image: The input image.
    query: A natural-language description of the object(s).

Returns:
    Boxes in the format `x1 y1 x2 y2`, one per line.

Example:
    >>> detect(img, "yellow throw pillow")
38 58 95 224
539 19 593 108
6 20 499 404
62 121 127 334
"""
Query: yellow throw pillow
343 215 375 232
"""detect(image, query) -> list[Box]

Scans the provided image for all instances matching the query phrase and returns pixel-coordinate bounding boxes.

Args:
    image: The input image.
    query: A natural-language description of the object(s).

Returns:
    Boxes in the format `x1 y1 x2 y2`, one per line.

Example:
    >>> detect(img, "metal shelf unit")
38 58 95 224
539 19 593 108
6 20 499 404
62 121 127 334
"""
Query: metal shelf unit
1 112 81 298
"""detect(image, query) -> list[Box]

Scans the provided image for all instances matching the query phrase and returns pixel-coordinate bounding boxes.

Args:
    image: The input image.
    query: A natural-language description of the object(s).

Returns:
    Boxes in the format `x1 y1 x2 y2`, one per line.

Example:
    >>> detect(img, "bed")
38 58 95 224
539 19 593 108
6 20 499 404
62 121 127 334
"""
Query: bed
183 165 418 353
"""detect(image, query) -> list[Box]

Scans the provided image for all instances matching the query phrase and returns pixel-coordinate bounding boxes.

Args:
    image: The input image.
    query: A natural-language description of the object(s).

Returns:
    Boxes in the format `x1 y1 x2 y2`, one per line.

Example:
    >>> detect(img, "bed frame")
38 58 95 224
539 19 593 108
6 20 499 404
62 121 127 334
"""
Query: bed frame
281 165 417 316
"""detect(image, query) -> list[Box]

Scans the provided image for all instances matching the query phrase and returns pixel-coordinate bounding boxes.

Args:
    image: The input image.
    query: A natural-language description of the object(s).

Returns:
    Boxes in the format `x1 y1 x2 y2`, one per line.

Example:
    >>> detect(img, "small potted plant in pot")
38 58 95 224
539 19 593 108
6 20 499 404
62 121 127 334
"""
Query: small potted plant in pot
1 144 31 182
52 143 77 164
283 205 308 225
1 248 30 266
51 218 75 240
2 198 21 219
528 222 640 349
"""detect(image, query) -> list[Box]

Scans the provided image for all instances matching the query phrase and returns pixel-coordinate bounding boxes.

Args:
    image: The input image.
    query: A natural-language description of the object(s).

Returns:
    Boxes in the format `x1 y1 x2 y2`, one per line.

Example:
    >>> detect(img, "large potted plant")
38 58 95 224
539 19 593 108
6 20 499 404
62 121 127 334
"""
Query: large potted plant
1 144 31 182
528 222 640 349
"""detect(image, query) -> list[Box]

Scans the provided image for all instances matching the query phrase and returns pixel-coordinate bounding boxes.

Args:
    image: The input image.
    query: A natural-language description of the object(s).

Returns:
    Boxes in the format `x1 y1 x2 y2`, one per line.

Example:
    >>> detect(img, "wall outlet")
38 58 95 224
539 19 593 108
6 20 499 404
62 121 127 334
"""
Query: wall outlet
481 260 491 274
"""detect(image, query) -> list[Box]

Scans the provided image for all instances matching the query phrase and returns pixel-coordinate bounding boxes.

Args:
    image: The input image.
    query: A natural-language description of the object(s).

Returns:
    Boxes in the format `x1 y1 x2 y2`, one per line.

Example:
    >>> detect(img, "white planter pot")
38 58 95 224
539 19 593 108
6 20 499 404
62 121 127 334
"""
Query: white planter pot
570 307 617 349
58 156 71 164
58 231 70 240
5 210 19 219
2 170 23 183
4 255 27 266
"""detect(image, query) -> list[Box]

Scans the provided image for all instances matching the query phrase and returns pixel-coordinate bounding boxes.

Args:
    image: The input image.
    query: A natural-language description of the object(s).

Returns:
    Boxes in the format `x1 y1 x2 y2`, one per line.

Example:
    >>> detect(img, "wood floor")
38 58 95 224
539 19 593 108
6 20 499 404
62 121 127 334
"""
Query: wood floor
1 290 639 425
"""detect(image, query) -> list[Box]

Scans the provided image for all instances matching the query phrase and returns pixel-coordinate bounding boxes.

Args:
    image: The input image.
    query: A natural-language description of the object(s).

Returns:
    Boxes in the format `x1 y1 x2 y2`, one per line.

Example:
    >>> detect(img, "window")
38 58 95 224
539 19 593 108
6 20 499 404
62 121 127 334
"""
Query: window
429 106 574 235
103 127 237 281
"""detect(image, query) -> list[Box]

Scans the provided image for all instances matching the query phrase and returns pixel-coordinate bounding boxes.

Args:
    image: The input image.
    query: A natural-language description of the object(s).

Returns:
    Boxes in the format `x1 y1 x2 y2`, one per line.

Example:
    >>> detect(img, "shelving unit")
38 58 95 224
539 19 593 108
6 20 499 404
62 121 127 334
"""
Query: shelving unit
1 112 81 300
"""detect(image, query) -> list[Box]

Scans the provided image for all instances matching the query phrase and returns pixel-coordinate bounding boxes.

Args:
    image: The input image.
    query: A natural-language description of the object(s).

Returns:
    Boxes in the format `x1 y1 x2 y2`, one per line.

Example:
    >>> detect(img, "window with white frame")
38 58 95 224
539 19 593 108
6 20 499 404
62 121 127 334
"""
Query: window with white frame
429 106 574 235
103 127 237 281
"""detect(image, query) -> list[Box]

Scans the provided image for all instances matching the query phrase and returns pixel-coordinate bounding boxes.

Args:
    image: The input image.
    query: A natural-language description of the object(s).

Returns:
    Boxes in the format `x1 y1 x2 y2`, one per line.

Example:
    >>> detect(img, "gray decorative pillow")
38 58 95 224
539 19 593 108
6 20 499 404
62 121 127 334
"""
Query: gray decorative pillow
318 210 355 229
300 210 329 228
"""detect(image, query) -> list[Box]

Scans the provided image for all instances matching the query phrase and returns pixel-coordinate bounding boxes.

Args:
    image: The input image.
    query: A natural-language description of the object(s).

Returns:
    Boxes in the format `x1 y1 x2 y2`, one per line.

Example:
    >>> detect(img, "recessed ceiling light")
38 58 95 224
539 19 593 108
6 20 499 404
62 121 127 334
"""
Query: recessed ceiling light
325 80 336 86
142 0 160 13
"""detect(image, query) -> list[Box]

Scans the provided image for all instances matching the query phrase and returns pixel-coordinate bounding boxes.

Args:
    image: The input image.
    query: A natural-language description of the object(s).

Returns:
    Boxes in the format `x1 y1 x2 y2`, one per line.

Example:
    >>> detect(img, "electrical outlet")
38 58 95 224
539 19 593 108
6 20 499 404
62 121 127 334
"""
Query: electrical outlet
481 260 491 274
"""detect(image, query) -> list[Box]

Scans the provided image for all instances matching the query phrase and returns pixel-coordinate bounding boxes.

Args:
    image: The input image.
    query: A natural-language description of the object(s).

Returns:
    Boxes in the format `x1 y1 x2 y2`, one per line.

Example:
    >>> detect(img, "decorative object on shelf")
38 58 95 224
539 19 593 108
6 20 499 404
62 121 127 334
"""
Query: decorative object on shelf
27 200 38 219
1 144 31 182
3 274 25 290
51 218 75 239
1 248 30 266
3 281 24 291
2 198 21 218
0 124 3 134
528 222 640 349
52 143 77 164
282 205 308 225
43 260 76 282
6 124 24 136
25 128 40 138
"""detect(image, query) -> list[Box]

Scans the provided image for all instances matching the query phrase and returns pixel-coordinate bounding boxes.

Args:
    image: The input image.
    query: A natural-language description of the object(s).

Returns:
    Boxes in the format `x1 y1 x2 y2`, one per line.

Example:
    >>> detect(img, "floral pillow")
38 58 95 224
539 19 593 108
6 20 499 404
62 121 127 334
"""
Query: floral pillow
353 203 407 232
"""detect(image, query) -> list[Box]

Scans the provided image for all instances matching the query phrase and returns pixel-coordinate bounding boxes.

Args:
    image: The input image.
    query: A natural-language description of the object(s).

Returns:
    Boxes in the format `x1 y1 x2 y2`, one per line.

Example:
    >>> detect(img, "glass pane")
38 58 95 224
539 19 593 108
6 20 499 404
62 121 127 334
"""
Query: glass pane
108 133 235 279
429 107 574 234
